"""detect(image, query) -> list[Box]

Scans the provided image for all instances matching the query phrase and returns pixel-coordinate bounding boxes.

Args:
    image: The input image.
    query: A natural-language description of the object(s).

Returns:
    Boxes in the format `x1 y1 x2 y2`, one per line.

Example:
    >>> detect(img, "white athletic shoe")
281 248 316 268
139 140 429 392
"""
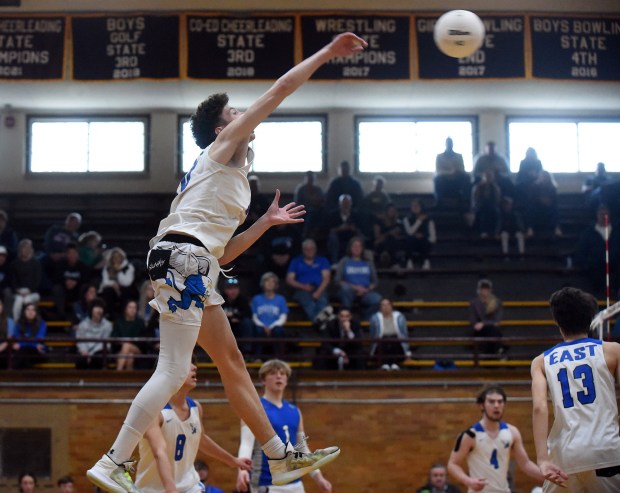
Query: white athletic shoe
269 441 341 486
87 454 142 493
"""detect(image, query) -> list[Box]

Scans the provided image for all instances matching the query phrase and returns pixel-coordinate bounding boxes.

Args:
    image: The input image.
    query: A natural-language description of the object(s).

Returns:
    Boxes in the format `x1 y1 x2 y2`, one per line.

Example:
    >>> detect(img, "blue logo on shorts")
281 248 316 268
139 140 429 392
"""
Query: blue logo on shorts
166 273 207 312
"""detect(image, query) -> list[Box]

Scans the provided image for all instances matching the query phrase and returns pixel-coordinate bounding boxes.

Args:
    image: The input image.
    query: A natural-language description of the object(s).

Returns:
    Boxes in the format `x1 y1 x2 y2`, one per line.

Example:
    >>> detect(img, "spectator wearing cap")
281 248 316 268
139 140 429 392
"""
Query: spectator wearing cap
43 212 82 261
0 209 18 259
469 278 505 357
221 277 253 357
256 221 302 282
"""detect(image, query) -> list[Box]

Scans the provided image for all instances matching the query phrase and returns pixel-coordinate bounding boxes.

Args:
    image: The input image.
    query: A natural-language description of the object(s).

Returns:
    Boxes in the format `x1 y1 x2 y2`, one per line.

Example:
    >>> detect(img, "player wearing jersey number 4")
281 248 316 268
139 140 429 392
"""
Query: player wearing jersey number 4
87 32 367 493
531 287 620 492
447 386 543 493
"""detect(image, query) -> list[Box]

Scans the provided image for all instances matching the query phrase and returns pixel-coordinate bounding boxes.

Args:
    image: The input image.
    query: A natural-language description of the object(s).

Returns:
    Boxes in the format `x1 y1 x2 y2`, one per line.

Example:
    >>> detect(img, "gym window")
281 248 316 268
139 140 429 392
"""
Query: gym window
179 115 326 174
28 116 148 173
508 119 620 173
356 117 477 173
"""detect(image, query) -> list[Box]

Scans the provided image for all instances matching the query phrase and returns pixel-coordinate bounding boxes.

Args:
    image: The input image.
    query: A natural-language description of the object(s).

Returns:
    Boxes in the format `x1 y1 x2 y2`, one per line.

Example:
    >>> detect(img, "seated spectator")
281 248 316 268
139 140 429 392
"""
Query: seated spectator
416 463 461 493
469 279 504 357
240 174 271 234
43 212 82 262
256 222 302 282
78 230 107 273
515 147 543 207
434 137 470 208
137 279 155 323
99 246 137 317
576 205 619 297
373 203 407 269
324 193 364 263
334 236 381 320
294 170 325 238
313 307 366 370
0 209 18 259
72 283 99 326
10 302 47 369
325 160 364 210
251 272 288 360
473 142 513 199
0 297 15 369
18 472 38 493
194 461 224 493
49 243 90 319
582 162 609 214
111 299 145 371
362 175 392 218
403 198 437 270
369 298 412 370
0 246 9 295
525 170 562 237
56 475 75 493
286 238 331 323
499 197 525 258
471 170 501 238
7 238 42 321
221 277 253 356
75 297 113 370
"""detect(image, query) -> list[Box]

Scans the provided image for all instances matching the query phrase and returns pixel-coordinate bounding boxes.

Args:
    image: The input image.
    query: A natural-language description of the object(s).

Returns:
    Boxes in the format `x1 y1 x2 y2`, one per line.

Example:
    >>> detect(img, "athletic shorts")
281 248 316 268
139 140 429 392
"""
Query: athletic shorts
543 468 620 493
251 482 305 493
147 240 224 326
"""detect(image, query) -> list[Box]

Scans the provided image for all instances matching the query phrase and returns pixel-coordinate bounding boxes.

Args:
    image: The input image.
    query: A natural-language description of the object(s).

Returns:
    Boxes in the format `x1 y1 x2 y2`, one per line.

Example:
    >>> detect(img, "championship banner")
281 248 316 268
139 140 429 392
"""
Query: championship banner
71 14 180 80
530 16 620 81
186 14 295 79
300 14 411 80
416 14 525 79
0 16 66 80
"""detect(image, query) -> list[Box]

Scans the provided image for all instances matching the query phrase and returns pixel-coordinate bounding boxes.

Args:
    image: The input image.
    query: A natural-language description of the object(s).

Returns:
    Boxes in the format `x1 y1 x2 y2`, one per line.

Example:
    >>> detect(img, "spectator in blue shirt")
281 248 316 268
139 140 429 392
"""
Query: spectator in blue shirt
286 238 331 323
251 272 289 360
11 302 47 369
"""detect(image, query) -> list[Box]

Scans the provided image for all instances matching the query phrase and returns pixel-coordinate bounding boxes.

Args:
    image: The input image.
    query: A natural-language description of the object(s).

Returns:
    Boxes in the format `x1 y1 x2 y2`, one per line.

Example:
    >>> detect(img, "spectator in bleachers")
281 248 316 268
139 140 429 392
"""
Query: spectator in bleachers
78 230 107 273
434 137 470 208
324 193 364 263
137 279 155 325
369 298 412 370
56 475 75 493
18 472 38 493
0 209 18 259
0 245 9 294
241 174 271 233
7 238 42 321
403 198 437 270
524 170 562 237
0 297 15 369
471 170 502 239
325 160 364 210
415 463 461 493
473 141 514 198
71 282 98 326
576 204 619 297
499 197 526 258
515 147 543 206
99 246 137 317
362 175 392 218
469 279 504 357
294 170 325 238
75 297 113 370
256 222 302 283
286 238 332 323
49 243 90 319
313 307 366 370
112 299 145 371
582 162 610 214
335 236 381 320
137 281 161 365
43 212 82 262
11 302 47 369
221 277 253 357
373 203 407 269
251 272 289 360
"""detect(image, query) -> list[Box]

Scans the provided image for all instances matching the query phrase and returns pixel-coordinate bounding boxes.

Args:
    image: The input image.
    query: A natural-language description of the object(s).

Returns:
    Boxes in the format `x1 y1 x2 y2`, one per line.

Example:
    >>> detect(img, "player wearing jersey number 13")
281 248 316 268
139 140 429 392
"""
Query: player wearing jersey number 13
531 287 620 492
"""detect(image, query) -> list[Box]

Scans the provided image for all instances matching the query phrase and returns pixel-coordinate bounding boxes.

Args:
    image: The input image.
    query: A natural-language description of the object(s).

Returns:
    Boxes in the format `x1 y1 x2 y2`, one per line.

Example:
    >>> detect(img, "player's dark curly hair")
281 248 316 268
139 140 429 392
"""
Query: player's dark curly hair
476 385 507 404
549 287 598 336
190 93 229 149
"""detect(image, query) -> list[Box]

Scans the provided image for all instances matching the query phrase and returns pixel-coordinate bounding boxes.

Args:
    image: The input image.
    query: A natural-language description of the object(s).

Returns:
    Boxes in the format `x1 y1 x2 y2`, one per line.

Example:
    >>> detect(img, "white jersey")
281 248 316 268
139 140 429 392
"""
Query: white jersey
150 147 252 259
466 421 512 493
136 398 203 493
543 337 620 474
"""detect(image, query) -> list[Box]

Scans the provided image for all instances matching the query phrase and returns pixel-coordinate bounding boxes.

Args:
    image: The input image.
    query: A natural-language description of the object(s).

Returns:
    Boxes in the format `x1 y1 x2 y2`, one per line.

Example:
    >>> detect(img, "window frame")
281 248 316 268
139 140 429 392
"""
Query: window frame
177 113 328 176
26 114 150 176
354 115 479 175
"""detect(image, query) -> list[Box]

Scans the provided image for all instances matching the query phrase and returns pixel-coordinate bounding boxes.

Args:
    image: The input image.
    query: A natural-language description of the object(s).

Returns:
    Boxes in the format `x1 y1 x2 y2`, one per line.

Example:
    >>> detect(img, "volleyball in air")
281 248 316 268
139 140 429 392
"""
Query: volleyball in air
433 10 485 58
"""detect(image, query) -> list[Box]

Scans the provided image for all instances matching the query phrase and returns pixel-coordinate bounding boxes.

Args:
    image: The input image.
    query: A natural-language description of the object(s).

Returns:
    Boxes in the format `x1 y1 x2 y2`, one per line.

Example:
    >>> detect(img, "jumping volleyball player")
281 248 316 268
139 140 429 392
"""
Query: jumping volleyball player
88 31 367 493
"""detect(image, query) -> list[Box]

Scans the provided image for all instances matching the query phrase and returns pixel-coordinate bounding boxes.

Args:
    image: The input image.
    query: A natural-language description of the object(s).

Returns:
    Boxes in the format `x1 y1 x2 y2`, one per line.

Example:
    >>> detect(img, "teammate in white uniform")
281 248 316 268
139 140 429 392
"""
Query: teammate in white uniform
88 32 367 493
531 287 620 492
236 360 333 493
135 363 251 493
448 386 543 493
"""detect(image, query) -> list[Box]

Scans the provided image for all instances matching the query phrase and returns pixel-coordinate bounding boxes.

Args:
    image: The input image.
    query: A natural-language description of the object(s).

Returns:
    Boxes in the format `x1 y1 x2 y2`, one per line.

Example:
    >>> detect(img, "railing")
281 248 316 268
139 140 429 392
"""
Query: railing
0 335 563 371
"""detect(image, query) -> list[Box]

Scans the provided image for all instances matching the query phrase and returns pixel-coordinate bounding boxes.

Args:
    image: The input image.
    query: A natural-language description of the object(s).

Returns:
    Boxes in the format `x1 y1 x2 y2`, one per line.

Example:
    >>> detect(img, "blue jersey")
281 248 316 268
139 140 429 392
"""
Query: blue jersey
253 397 301 487
251 294 289 327
288 255 330 287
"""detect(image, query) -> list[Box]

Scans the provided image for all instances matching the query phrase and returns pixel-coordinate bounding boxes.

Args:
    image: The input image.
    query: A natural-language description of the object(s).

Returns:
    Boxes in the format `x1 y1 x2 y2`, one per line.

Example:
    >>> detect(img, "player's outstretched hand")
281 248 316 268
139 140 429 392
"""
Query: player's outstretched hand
266 189 305 225
327 32 368 57
539 461 568 488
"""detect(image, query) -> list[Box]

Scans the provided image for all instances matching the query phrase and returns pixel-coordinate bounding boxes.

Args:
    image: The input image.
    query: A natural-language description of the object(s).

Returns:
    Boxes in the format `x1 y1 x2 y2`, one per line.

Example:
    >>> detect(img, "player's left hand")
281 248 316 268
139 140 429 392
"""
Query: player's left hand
328 32 368 57
539 460 568 488
233 457 252 470
266 189 305 225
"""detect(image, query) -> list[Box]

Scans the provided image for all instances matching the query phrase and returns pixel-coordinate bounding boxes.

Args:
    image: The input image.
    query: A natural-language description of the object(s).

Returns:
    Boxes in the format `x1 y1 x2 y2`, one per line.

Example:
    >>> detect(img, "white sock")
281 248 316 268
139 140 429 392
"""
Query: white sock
262 435 287 459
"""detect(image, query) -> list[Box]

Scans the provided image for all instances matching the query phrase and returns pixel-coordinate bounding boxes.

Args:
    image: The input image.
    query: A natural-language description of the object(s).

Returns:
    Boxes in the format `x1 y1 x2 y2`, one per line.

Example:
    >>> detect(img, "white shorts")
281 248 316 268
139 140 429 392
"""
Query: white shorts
147 241 224 326
251 481 305 493
543 469 620 493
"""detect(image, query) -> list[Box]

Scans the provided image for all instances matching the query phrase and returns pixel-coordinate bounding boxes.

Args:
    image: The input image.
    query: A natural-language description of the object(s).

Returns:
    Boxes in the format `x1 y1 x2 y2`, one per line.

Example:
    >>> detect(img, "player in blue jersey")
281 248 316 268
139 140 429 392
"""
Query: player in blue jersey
236 360 333 493
531 287 620 492
447 386 543 493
